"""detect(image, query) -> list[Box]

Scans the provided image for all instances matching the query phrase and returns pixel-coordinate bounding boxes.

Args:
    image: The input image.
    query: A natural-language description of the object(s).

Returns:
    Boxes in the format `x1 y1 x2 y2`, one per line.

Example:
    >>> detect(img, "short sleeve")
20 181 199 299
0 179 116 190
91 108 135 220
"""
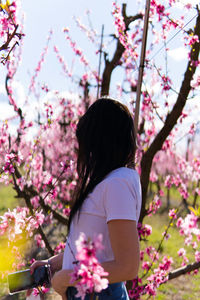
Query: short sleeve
103 177 138 223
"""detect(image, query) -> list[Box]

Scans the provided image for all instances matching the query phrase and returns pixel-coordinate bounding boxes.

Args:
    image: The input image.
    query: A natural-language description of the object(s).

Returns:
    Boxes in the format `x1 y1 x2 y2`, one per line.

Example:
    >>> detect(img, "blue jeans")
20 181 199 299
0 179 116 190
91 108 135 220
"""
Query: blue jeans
66 282 129 299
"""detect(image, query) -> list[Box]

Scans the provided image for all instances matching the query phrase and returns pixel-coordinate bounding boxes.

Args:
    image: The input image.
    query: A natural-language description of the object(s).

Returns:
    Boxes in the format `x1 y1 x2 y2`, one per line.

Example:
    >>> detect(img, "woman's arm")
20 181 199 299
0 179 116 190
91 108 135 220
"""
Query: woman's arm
102 219 140 282
51 220 140 294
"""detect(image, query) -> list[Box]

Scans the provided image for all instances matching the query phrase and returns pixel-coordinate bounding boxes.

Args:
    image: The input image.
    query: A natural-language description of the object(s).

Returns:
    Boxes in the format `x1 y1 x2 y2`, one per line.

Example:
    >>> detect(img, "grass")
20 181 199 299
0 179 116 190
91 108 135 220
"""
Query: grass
0 184 19 215
140 210 200 299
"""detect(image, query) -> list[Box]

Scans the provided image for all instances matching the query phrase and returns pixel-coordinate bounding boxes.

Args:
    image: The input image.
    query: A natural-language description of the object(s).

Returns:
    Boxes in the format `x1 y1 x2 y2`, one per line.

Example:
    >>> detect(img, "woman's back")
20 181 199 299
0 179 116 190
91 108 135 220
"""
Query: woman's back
63 167 141 270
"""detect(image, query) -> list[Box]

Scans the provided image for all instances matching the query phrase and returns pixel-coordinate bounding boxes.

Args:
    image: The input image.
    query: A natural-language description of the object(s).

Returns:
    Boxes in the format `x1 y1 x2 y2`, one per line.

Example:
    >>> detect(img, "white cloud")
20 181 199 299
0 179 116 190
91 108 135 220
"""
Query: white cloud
0 85 16 121
12 80 27 107
0 84 6 94
0 102 16 121
174 0 199 8
168 47 188 62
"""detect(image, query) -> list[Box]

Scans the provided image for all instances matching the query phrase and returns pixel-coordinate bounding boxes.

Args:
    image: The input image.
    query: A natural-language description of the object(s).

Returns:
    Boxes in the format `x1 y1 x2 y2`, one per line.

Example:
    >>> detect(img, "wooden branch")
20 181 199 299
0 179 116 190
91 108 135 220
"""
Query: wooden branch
12 172 54 255
101 5 143 96
139 11 200 222
13 165 68 225
127 260 200 294
23 183 68 225
39 195 68 225
168 261 200 280
0 25 18 51
5 74 23 121
37 225 54 256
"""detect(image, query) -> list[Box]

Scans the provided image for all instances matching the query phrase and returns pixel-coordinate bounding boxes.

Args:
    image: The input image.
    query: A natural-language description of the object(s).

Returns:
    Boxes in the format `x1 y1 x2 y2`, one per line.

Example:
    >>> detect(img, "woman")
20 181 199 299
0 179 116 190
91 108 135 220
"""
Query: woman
31 98 141 299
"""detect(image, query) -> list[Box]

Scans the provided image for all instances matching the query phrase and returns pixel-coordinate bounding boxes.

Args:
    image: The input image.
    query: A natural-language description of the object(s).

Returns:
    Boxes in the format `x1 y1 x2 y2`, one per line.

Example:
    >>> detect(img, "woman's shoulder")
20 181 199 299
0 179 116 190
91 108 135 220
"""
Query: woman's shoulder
105 167 139 182
97 167 140 191
90 168 140 199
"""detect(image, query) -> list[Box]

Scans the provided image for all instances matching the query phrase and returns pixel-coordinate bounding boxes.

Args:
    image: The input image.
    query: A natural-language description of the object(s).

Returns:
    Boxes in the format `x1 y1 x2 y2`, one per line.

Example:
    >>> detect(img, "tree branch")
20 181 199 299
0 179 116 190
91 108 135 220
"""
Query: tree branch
127 260 200 294
12 172 54 255
101 4 143 96
13 165 68 225
39 195 68 225
168 261 200 281
139 11 200 222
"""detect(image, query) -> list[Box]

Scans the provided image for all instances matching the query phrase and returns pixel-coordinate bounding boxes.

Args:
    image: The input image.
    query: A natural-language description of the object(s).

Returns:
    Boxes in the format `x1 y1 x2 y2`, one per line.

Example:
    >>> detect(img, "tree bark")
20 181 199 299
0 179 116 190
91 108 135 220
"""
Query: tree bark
139 12 200 222
168 261 200 281
101 4 143 96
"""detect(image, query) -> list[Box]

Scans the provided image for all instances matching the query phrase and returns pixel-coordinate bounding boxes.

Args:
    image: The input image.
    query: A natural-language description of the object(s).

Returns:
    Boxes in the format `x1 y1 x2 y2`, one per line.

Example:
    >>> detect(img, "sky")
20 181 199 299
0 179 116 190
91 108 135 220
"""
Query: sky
0 0 197 92
0 0 199 148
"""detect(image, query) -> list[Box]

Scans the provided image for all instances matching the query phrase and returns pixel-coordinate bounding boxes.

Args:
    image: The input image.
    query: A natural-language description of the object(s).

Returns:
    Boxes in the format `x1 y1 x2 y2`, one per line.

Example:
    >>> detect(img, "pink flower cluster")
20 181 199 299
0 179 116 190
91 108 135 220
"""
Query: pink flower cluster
54 45 72 78
29 30 53 94
112 2 140 66
168 209 177 219
112 2 126 45
137 223 152 239
63 28 89 66
2 152 23 174
70 233 109 300
130 256 172 298
73 16 97 45
0 1 17 37
54 242 66 254
0 0 24 66
145 267 168 296
187 35 199 46
177 248 188 266
147 195 162 216
34 234 45 248
177 212 200 248
128 277 144 299
164 174 189 199
0 207 42 240
161 75 172 92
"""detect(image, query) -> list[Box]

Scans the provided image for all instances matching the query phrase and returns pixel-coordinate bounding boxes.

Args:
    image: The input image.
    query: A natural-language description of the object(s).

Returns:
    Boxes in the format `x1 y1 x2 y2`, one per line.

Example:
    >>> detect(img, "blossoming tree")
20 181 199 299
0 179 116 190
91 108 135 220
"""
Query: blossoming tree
0 0 200 298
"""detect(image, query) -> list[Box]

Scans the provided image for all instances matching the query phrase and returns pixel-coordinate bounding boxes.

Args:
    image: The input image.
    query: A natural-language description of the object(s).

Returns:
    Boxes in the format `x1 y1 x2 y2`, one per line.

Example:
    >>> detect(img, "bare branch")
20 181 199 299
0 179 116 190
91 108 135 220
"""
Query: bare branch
168 261 200 280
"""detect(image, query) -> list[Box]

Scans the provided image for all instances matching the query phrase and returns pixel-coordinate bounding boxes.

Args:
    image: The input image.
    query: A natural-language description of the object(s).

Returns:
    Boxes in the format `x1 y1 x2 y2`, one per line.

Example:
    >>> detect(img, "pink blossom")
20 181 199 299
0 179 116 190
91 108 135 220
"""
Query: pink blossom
31 196 40 209
70 233 108 299
169 209 177 219
142 261 151 271
140 250 144 261
188 35 199 46
178 248 186 257
159 256 173 271
162 232 171 240
34 234 45 248
159 190 164 197
195 251 200 263
156 5 165 20
148 196 162 215
63 207 71 216
137 223 152 239
35 212 45 226
176 217 183 228
54 242 66 254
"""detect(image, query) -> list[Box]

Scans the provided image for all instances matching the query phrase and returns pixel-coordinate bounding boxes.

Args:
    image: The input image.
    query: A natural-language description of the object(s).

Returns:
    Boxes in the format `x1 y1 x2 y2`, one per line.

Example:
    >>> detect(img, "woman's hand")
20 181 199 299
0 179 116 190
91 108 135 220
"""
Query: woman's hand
51 269 70 297
30 259 48 275
61 293 67 300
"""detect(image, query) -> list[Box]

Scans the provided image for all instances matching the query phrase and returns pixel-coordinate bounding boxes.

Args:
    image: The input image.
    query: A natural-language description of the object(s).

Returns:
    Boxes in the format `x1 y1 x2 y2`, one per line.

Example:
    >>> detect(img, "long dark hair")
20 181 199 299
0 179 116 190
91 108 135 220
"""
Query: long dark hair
68 97 136 232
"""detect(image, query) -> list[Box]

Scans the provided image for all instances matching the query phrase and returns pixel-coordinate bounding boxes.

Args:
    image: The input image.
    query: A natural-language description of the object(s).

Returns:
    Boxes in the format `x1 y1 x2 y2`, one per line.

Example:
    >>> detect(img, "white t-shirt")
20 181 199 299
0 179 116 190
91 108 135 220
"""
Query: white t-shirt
62 167 142 270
